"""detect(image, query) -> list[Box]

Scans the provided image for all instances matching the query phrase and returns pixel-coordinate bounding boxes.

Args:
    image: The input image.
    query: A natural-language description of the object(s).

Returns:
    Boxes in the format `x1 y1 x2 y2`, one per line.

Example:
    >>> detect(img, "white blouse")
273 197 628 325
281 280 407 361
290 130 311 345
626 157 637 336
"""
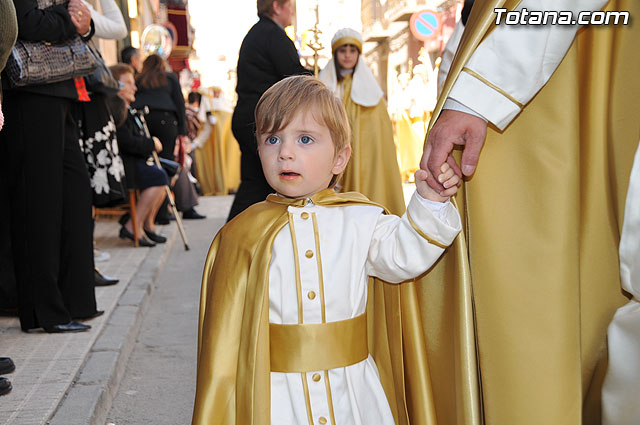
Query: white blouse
83 0 127 40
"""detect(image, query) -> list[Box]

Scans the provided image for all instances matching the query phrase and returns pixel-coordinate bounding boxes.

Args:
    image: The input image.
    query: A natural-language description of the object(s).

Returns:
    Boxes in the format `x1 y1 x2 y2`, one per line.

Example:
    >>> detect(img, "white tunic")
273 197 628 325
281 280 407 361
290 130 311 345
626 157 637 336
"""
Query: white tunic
268 192 461 425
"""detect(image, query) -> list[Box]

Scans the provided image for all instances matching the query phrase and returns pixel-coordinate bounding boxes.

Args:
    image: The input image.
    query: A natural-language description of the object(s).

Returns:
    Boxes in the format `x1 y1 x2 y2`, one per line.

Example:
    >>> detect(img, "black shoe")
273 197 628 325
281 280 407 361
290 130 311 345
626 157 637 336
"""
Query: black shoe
144 229 167 243
182 208 206 219
0 377 11 396
0 358 15 375
43 321 91 333
94 268 119 286
74 310 104 321
118 212 130 226
155 212 175 225
155 216 169 225
119 226 156 247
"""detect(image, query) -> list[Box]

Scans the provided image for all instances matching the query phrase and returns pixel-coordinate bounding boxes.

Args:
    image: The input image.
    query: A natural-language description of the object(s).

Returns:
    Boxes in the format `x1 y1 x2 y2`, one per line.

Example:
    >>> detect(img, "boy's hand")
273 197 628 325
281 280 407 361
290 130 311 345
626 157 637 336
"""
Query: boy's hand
415 163 460 202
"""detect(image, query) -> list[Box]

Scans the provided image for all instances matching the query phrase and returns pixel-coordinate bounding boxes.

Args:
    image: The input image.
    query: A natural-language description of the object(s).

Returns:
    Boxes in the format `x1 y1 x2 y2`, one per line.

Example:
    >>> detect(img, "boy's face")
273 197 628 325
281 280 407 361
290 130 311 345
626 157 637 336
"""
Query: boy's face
258 109 350 199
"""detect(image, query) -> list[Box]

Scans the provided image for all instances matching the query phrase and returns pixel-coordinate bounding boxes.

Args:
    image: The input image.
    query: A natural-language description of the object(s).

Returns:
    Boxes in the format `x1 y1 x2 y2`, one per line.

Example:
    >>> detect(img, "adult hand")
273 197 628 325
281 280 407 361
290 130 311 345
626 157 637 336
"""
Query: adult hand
152 137 163 153
68 0 91 35
420 109 487 192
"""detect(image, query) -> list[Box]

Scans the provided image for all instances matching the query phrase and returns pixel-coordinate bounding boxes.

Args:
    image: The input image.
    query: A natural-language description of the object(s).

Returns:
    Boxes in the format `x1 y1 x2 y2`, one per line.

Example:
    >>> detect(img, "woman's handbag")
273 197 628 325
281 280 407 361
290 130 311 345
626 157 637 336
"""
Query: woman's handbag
3 0 98 87
85 42 120 97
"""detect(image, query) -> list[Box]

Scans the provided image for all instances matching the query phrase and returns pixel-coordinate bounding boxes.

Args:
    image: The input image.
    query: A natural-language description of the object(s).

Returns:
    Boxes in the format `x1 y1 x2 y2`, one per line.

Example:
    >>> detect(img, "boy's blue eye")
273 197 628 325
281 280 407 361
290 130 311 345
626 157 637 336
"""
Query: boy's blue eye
299 135 312 144
266 136 279 145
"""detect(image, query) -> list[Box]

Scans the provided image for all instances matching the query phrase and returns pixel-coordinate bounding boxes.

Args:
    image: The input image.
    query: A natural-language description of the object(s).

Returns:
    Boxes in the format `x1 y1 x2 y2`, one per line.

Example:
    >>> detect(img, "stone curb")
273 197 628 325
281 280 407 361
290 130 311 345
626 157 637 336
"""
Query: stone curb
48 224 179 425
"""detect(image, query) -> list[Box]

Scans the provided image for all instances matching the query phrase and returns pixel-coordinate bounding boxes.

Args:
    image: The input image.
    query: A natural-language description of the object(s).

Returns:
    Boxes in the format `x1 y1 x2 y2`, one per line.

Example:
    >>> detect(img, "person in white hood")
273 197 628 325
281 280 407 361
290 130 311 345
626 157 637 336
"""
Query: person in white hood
319 28 405 216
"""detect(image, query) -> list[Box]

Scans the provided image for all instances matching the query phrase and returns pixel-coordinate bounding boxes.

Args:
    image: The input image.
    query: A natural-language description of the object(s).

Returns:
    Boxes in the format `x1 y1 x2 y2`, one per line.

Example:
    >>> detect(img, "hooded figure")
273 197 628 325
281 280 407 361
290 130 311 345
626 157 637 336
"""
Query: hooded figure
319 28 405 216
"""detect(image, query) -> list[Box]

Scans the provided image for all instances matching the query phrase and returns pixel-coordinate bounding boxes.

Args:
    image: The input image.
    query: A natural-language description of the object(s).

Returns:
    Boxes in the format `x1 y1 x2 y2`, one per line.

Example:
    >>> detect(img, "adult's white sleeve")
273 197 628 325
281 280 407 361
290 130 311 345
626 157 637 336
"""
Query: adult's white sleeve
192 121 212 149
84 0 128 40
601 140 640 425
446 0 607 130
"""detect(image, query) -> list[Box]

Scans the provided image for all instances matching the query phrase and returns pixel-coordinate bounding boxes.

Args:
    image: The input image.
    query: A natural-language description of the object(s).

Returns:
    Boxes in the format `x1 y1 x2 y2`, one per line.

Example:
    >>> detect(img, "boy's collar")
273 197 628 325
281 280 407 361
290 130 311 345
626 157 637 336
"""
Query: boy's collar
267 189 336 207
266 189 376 209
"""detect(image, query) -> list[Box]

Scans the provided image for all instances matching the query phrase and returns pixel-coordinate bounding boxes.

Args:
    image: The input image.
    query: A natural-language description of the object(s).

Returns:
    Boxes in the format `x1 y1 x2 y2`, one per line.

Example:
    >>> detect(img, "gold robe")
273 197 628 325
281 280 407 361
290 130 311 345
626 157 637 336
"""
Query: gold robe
195 108 241 196
192 189 444 425
340 75 406 216
394 110 425 183
420 1 640 424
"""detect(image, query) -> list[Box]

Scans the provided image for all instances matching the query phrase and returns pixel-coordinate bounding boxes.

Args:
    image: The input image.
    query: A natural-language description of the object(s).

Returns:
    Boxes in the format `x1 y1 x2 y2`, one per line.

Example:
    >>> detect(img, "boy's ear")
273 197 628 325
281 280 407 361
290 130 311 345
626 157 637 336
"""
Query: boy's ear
332 146 351 175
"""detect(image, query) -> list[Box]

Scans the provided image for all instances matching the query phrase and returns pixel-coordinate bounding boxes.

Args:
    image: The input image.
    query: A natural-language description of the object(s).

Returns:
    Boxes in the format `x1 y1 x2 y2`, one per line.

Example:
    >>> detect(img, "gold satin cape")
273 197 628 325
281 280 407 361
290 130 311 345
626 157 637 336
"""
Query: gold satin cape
195 108 241 196
420 1 640 424
192 189 440 425
341 74 406 216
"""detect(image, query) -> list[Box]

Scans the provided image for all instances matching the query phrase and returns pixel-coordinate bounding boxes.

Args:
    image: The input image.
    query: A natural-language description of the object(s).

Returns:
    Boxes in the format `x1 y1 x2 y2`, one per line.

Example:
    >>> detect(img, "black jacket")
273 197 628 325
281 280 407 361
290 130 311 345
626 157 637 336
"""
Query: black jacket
132 72 187 135
116 108 155 189
1 0 93 99
233 15 310 131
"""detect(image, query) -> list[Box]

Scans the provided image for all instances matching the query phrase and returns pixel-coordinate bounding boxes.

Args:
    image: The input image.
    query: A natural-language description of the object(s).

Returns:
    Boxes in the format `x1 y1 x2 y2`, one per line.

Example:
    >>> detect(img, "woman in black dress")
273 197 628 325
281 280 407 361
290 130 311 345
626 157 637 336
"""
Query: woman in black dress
227 0 310 221
109 63 169 247
132 54 202 220
0 0 100 333
132 54 186 161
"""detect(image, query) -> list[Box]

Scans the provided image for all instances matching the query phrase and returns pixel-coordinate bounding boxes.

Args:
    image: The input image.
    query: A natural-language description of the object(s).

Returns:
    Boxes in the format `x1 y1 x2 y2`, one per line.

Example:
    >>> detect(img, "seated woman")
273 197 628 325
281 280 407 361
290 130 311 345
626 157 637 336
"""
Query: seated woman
108 64 169 247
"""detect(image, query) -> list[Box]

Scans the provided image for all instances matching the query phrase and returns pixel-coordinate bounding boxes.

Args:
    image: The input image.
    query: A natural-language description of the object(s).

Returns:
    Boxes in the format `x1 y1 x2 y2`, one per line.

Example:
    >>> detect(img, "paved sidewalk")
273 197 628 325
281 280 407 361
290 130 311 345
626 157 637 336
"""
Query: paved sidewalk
0 195 236 425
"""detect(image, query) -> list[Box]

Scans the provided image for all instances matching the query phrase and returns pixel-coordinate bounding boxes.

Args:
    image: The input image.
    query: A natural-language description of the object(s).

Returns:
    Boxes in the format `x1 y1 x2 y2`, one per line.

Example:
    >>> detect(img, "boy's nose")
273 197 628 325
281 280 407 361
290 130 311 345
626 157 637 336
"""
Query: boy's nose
278 143 295 160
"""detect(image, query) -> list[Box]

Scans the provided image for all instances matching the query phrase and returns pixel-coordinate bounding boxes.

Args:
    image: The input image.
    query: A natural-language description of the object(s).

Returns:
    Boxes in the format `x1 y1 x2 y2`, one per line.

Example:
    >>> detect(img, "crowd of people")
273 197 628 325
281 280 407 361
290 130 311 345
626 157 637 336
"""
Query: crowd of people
0 0 207 346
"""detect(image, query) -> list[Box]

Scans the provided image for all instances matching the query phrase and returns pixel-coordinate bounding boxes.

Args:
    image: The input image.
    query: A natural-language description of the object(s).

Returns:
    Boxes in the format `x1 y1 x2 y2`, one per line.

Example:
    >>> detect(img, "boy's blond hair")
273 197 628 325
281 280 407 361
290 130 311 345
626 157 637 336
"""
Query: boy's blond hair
255 75 351 158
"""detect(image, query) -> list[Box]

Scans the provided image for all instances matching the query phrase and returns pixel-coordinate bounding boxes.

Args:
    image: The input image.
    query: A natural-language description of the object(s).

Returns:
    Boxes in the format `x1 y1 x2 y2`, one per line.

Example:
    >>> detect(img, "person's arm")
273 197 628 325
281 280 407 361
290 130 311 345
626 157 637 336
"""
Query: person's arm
423 0 608 190
267 26 311 78
83 0 127 40
447 0 607 130
13 0 77 42
167 72 187 135
116 118 155 157
366 193 461 283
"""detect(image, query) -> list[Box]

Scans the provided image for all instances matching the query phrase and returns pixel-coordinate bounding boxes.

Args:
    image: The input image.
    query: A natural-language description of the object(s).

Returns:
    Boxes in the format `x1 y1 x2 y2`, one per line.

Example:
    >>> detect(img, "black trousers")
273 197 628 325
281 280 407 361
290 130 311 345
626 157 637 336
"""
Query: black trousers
0 91 96 330
226 110 273 221
145 109 178 161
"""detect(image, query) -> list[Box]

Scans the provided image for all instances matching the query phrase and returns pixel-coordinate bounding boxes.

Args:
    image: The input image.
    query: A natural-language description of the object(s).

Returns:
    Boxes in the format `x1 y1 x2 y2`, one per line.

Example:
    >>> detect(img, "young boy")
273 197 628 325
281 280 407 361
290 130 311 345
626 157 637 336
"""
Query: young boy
192 75 461 425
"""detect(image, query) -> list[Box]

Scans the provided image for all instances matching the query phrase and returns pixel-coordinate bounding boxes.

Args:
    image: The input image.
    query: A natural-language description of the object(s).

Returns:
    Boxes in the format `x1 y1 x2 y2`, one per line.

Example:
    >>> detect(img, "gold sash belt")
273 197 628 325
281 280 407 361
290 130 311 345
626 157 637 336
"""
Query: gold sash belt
270 313 368 372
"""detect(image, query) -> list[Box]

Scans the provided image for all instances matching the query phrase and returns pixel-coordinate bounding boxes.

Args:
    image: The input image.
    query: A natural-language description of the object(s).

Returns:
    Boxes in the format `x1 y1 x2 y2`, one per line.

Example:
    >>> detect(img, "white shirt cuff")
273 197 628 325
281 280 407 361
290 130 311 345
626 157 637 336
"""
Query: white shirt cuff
414 192 459 228
448 71 522 130
443 98 488 122
406 192 461 245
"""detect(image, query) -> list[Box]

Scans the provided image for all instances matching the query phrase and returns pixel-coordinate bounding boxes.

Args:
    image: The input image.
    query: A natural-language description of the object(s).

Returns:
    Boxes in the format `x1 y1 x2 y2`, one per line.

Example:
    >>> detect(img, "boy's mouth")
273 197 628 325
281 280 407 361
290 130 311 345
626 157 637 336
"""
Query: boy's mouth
280 171 300 180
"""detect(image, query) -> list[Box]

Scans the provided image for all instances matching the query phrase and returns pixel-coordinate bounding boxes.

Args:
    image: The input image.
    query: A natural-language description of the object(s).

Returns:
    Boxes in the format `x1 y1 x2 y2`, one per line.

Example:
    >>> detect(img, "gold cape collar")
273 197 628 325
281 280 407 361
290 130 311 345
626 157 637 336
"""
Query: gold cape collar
266 188 378 209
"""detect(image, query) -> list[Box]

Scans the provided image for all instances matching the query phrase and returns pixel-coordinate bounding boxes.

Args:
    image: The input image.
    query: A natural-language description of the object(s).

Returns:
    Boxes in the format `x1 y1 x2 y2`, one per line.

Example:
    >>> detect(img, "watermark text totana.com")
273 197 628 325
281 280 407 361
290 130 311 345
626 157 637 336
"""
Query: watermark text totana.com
494 8 630 25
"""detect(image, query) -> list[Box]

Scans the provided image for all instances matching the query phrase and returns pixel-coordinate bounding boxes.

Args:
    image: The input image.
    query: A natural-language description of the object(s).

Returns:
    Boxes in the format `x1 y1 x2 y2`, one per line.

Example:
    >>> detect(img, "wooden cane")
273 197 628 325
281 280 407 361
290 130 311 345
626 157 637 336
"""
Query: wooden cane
152 151 190 251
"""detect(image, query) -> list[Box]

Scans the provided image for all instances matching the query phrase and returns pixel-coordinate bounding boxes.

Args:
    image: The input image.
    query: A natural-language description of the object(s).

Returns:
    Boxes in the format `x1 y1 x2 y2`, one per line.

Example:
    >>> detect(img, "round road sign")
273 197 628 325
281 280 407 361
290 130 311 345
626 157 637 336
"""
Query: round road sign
410 10 440 41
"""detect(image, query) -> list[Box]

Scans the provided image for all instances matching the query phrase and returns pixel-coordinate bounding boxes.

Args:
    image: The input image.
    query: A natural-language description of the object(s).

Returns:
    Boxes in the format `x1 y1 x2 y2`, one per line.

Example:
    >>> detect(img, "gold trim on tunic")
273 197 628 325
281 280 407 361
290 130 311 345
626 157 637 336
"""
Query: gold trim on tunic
406 210 449 249
461 67 524 109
